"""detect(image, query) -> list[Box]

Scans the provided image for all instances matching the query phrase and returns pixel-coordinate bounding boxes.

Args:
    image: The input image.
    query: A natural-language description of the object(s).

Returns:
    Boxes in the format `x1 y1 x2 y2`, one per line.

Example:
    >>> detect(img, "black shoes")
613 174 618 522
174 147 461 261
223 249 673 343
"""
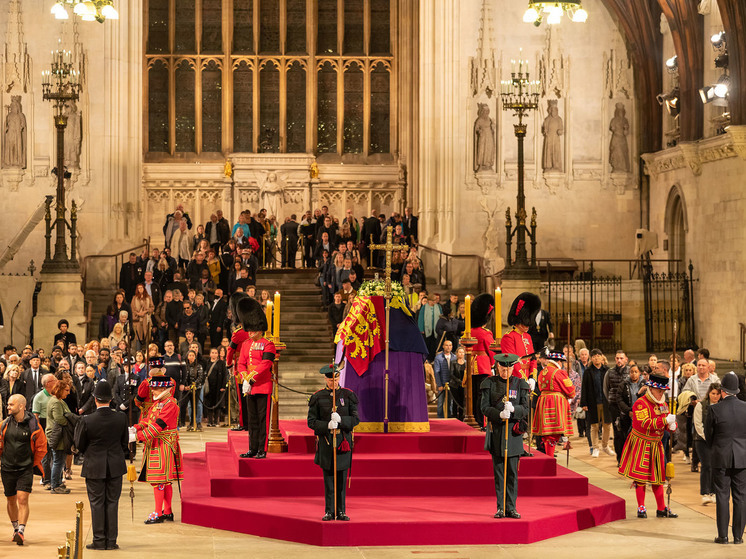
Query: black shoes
336 513 350 521
106 544 120 550
144 513 165 525
322 512 335 521
714 537 729 544
494 509 505 519
240 450 257 458
656 508 678 518
255 450 267 459
637 510 647 518
734 538 744 544
86 543 106 550
161 513 174 522
505 510 521 519
231 426 246 431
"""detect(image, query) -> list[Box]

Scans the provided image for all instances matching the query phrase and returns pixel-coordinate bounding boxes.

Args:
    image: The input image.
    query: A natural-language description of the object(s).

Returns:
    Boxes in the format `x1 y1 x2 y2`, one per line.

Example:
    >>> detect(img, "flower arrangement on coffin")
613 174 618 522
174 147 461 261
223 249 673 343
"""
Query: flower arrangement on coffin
358 279 406 299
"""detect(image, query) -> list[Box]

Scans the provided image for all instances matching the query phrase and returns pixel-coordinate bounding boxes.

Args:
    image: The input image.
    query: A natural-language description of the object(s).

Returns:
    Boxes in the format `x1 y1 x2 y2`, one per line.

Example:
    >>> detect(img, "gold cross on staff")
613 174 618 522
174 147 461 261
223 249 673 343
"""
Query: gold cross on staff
369 225 408 299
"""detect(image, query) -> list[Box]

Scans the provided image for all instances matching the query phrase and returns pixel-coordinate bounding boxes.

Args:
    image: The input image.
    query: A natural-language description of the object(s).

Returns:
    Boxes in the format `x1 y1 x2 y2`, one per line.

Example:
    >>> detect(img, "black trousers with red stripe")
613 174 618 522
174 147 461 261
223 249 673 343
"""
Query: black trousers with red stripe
246 393 270 452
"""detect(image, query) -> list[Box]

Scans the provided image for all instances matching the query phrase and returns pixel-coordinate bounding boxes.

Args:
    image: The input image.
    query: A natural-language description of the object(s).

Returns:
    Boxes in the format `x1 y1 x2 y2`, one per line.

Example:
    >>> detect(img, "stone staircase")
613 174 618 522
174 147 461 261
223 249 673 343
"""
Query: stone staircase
254 269 334 419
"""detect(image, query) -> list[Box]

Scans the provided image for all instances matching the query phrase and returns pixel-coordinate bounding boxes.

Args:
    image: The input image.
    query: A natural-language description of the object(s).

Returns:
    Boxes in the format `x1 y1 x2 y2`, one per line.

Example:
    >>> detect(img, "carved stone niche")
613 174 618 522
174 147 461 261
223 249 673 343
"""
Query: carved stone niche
542 171 565 194
1 168 24 191
609 172 633 195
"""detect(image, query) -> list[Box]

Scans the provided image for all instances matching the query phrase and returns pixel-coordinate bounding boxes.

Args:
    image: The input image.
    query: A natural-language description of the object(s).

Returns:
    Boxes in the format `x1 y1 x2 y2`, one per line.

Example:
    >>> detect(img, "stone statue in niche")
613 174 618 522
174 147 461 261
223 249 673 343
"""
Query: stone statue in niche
541 99 564 172
257 171 285 219
65 101 82 168
609 103 630 173
473 103 495 172
3 96 26 169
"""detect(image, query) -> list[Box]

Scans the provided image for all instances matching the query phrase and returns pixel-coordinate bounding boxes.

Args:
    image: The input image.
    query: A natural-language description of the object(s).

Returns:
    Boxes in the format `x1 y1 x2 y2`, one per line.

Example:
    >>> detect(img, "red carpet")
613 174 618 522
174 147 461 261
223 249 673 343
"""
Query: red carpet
181 419 625 546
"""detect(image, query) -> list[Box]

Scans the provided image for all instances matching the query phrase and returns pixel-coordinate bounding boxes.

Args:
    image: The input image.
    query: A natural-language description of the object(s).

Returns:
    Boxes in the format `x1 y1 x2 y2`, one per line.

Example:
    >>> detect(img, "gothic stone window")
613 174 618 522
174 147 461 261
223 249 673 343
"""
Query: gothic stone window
145 0 394 159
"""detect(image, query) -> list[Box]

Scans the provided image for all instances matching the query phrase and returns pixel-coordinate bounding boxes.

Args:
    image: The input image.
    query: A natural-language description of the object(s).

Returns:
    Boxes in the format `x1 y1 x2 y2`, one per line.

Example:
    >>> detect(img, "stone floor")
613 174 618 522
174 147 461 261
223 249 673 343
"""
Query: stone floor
9 426 744 558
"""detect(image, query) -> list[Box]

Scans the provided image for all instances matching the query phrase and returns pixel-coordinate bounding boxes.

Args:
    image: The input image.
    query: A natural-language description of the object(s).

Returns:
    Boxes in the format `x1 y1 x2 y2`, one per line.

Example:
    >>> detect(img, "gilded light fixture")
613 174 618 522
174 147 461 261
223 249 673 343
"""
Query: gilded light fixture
523 1 587 26
51 1 118 23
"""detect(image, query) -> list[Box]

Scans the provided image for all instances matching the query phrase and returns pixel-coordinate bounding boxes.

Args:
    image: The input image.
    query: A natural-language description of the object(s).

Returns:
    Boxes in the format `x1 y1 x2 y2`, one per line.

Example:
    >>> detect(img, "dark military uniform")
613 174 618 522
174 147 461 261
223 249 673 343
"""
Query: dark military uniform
481 374 530 515
307 386 360 518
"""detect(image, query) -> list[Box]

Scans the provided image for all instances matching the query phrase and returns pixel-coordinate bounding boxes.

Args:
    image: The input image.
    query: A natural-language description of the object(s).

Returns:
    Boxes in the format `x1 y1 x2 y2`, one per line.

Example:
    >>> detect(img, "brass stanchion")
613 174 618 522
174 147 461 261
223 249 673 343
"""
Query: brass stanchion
75 501 84 559
462 336 478 428
444 383 450 419
225 377 232 427
58 545 67 559
191 383 197 430
66 530 75 558
267 340 288 452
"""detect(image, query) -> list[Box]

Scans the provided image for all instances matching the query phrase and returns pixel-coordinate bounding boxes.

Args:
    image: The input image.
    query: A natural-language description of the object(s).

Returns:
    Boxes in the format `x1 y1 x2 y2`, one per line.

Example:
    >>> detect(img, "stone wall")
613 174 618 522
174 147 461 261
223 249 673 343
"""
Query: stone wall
644 128 746 361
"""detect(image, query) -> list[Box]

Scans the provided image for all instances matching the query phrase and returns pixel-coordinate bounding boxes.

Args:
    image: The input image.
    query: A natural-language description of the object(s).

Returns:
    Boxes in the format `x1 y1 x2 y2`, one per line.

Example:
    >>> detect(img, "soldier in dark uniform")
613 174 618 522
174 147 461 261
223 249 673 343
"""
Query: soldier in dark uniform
307 363 360 521
481 353 530 519
113 357 142 428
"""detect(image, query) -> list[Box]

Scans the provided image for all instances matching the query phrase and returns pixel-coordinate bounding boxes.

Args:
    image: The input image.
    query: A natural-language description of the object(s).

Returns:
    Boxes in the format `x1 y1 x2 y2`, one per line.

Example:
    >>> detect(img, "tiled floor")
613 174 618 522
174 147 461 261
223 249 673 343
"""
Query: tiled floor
7 426 743 558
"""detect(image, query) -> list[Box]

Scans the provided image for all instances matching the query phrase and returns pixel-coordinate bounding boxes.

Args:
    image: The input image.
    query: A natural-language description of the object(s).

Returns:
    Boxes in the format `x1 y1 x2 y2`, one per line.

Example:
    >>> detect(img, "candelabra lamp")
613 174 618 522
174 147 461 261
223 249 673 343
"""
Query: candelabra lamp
500 54 541 280
41 47 81 273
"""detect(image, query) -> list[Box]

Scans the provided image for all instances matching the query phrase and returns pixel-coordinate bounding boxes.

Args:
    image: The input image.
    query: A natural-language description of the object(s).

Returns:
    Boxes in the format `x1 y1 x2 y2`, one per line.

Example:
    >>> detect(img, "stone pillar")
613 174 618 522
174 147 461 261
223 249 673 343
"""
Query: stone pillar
32 273 86 351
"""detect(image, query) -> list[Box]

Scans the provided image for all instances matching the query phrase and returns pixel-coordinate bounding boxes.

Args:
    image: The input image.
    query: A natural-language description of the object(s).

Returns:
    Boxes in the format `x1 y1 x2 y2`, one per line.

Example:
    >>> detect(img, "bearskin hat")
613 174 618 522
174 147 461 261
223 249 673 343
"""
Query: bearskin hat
228 292 249 327
507 292 542 327
237 296 268 333
471 293 495 329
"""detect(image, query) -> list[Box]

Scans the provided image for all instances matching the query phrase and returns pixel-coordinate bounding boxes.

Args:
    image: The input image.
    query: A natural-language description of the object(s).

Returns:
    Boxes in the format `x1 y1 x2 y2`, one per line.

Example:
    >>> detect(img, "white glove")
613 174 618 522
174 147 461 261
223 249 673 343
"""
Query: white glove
504 401 515 413
242 380 251 395
331 412 341 423
499 409 511 420
128 426 136 443
665 414 677 424
668 421 677 432
328 420 339 430
119 403 127 411
528 378 536 391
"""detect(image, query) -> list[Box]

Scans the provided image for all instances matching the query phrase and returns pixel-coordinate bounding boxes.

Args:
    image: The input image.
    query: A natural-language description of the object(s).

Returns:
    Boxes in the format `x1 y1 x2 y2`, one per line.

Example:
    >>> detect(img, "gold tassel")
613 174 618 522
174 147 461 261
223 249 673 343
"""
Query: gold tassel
665 461 675 480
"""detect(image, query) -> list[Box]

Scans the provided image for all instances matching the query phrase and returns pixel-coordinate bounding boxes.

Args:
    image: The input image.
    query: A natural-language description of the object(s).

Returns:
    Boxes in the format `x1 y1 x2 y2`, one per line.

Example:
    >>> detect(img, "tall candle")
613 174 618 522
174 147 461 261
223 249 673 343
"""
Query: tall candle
273 292 281 340
464 295 472 339
265 302 273 337
495 287 502 339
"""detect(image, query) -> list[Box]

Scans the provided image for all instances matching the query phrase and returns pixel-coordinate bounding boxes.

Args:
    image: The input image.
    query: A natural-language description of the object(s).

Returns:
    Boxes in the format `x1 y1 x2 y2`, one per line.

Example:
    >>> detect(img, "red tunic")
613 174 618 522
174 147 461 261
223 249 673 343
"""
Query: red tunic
500 327 536 379
227 326 250 367
471 326 495 376
618 391 669 484
236 337 276 395
532 361 575 436
135 392 183 484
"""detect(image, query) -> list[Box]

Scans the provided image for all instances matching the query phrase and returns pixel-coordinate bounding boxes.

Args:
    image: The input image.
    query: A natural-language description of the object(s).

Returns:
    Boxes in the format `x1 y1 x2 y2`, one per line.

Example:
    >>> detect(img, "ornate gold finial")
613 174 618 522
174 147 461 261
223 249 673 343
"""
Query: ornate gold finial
71 200 77 218
531 206 537 227
517 206 527 225
223 160 233 178
309 161 319 179
505 207 512 227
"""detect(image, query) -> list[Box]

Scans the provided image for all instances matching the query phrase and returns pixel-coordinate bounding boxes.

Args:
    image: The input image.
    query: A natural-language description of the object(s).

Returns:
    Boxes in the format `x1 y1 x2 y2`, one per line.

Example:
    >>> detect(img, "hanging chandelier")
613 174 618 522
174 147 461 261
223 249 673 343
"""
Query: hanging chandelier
51 1 119 23
523 1 587 26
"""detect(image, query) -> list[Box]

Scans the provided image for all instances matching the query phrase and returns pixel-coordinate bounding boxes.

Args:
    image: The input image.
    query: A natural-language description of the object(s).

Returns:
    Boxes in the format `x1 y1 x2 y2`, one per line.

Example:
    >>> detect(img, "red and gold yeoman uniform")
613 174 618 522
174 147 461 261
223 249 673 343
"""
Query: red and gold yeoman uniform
135 389 183 483
471 326 495 375
618 391 668 484
532 361 575 436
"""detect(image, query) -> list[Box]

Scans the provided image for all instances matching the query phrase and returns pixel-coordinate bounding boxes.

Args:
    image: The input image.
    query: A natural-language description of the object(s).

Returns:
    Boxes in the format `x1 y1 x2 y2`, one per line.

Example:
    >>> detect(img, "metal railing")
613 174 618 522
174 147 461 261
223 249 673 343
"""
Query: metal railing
81 237 151 294
538 257 683 281
418 244 487 291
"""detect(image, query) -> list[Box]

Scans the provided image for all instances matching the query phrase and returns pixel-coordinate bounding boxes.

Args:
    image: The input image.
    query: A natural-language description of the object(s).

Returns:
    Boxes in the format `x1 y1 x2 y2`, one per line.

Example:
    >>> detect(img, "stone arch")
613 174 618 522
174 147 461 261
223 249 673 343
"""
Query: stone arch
664 184 688 273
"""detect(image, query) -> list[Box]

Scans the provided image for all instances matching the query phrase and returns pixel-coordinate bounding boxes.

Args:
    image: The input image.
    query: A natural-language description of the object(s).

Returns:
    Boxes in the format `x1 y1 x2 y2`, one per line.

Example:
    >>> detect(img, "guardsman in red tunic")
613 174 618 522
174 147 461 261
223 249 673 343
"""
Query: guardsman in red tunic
235 297 276 458
618 372 678 519
227 293 252 431
131 361 184 525
500 292 541 385
469 293 496 428
532 351 575 458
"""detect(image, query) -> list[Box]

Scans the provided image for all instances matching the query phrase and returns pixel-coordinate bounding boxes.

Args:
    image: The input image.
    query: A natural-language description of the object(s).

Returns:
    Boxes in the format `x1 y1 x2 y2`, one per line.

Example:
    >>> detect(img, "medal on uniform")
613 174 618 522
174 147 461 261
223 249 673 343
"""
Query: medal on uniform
340 397 344 406
509 389 517 400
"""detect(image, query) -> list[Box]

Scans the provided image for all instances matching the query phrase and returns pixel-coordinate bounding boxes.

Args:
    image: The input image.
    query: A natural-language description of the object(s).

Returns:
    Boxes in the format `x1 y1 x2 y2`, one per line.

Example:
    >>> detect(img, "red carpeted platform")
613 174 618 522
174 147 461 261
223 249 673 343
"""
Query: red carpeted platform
181 419 625 546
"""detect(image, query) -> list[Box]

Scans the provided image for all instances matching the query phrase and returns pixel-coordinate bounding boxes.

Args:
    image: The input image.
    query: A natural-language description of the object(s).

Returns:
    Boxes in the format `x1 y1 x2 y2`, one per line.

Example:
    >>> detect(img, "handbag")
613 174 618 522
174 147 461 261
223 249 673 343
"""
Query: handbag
204 362 217 396
574 408 586 420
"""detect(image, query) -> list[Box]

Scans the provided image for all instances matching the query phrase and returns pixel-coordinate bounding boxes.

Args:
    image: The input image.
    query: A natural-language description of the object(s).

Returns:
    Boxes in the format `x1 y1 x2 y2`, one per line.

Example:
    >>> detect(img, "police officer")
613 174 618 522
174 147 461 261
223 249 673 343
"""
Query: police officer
481 353 530 519
307 364 359 521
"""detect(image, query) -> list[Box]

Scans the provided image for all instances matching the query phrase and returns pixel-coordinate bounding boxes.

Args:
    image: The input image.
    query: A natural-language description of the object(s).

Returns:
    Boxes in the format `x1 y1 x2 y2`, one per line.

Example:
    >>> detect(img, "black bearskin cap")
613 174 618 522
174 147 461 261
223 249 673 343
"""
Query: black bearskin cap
471 293 495 329
237 296 268 332
507 292 541 327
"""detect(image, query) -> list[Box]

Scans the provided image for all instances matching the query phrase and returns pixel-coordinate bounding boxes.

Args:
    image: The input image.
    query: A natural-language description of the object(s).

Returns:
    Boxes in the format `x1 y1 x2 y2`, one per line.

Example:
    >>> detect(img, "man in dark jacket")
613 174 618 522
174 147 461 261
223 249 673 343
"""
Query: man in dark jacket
705 371 746 544
209 289 228 348
74 381 128 550
280 215 300 268
119 253 143 302
604 350 630 464
580 349 611 458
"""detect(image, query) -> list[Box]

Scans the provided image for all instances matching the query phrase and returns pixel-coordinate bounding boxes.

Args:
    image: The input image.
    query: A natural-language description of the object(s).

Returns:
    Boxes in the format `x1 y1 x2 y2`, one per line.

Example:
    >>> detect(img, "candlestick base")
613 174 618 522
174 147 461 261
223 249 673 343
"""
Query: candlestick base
461 338 480 429
268 341 289 453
